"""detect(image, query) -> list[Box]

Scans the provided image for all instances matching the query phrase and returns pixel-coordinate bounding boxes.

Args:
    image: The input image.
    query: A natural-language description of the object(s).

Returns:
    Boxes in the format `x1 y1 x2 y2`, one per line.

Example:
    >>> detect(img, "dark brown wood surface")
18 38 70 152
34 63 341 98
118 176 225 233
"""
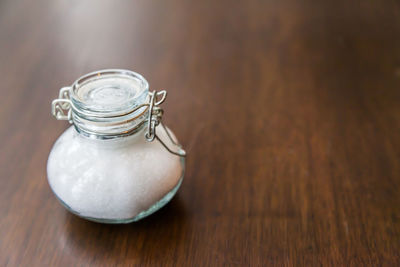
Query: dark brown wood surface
1 0 400 266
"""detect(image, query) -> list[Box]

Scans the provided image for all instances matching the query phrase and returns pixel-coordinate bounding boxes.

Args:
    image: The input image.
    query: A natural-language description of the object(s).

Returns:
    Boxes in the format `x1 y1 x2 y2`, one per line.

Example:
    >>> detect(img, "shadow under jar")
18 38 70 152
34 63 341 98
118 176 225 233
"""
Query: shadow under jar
47 69 186 223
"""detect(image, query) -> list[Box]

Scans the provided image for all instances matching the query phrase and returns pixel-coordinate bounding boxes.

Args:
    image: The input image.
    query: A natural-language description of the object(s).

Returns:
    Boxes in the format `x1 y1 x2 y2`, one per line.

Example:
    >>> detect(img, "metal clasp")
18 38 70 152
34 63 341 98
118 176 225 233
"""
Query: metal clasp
145 90 186 157
51 87 72 122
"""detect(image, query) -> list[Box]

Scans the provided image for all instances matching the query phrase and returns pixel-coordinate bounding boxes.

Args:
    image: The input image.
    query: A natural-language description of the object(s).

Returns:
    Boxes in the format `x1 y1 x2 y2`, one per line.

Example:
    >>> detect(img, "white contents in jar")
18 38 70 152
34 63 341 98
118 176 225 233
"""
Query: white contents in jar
47 125 183 220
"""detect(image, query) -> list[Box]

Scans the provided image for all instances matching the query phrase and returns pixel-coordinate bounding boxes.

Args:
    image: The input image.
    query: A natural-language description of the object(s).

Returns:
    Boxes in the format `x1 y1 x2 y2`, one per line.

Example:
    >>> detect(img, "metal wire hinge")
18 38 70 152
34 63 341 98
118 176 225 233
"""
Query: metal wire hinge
51 87 72 122
145 90 186 157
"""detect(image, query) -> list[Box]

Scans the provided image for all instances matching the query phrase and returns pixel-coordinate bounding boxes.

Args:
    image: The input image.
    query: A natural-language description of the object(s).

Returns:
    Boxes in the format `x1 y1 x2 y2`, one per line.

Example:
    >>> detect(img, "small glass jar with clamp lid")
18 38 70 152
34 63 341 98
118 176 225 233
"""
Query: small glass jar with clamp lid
47 69 186 223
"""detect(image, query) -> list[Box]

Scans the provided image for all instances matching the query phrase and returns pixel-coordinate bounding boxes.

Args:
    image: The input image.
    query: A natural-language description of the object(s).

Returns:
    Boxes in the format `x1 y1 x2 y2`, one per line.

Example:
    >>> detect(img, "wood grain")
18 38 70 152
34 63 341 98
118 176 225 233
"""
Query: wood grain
1 0 400 266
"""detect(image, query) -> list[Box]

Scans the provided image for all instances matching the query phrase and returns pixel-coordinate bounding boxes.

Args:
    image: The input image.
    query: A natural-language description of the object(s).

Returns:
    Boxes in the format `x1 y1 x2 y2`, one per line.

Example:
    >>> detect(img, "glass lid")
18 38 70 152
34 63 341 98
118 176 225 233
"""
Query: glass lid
70 69 149 116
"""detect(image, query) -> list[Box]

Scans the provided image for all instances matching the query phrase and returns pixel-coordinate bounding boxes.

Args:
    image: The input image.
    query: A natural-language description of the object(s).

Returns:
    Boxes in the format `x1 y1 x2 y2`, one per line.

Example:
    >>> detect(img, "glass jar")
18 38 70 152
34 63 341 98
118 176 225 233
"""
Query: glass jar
47 69 186 223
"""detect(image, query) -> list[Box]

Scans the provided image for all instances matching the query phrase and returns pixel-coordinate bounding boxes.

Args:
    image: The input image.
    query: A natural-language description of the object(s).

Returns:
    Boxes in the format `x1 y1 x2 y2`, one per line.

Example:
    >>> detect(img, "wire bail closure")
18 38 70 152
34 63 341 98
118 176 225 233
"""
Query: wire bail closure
51 87 72 122
51 87 186 157
145 90 166 142
145 90 186 157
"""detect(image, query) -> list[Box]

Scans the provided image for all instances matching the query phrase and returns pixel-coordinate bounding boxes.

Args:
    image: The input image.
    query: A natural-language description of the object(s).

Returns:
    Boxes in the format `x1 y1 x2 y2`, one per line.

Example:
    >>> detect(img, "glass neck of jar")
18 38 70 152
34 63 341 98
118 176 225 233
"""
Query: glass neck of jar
52 88 187 156
51 69 151 139
70 98 150 139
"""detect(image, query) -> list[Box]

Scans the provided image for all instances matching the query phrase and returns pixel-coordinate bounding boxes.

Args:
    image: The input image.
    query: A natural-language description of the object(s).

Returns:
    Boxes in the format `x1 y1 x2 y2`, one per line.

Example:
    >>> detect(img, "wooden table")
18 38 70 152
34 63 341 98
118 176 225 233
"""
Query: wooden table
1 0 399 265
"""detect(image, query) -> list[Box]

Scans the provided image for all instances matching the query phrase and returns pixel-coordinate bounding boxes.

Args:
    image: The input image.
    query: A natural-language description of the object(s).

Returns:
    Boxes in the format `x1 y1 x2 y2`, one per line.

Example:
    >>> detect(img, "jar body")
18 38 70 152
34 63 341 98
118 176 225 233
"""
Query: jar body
47 125 184 223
